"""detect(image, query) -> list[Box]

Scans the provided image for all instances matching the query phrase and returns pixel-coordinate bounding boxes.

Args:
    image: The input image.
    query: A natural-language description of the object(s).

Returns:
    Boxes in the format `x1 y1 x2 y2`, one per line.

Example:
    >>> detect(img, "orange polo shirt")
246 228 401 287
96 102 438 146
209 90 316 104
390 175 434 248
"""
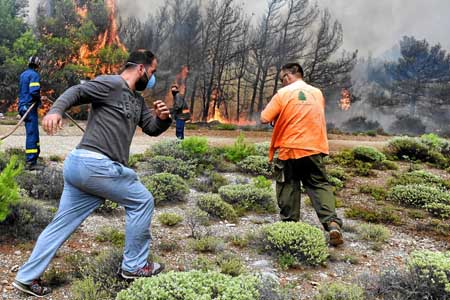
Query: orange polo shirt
261 80 329 161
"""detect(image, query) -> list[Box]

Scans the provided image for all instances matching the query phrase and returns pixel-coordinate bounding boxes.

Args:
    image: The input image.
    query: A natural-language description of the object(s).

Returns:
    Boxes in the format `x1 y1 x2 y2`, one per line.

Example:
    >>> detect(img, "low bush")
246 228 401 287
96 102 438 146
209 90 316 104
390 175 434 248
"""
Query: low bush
352 146 386 162
356 223 391 244
116 271 273 300
252 176 272 190
328 167 347 181
262 221 329 266
359 185 387 202
217 254 246 276
189 236 223 253
344 205 402 225
229 235 248 248
387 184 450 218
143 173 190 205
145 155 195 179
328 176 344 191
17 165 64 201
157 240 179 252
72 276 109 300
185 208 210 238
180 136 209 157
157 212 183 226
190 171 228 193
342 116 381 133
43 267 69 287
145 139 187 160
366 250 450 299
197 193 238 222
389 115 426 136
224 133 256 163
314 282 365 300
95 226 125 247
254 142 270 157
219 184 276 213
0 198 54 241
95 199 120 215
237 155 272 177
388 170 450 190
420 133 450 157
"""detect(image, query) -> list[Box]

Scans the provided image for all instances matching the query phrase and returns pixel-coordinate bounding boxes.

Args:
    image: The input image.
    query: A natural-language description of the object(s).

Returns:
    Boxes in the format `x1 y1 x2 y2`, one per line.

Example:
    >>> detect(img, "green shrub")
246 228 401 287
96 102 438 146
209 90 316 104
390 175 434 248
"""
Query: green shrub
146 155 195 179
158 212 183 226
185 208 210 238
95 199 120 215
420 133 450 157
262 222 329 266
408 250 450 293
0 156 22 221
425 202 450 219
72 277 109 300
190 256 216 272
49 155 63 162
314 282 365 300
197 193 238 222
145 139 187 160
116 271 262 300
43 267 69 287
359 185 387 202
217 254 245 276
180 136 209 157
229 235 248 248
352 161 374 177
356 223 391 244
157 240 179 252
64 252 86 279
388 184 445 208
237 155 272 177
378 160 399 170
219 184 276 213
185 123 199 130
328 167 347 181
95 226 125 247
331 150 355 167
224 133 256 163
344 205 402 225
0 198 54 241
254 142 270 157
189 236 223 253
328 176 344 191
190 171 228 193
388 170 450 190
80 248 128 298
252 176 272 190
143 173 189 205
352 146 386 162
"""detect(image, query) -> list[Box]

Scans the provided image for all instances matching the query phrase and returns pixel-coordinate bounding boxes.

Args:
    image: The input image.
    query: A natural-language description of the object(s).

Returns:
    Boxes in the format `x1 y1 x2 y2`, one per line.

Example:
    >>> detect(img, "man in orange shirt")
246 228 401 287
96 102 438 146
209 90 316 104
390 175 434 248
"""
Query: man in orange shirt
261 63 343 246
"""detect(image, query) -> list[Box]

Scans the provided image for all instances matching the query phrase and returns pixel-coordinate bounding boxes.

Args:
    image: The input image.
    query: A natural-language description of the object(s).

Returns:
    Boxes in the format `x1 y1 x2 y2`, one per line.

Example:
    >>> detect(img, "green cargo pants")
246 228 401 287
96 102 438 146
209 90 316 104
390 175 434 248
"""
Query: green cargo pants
273 154 343 231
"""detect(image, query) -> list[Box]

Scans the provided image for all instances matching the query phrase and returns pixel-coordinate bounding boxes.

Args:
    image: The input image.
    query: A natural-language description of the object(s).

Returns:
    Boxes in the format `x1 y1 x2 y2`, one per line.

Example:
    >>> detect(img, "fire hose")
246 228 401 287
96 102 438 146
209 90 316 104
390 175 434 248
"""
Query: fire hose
0 97 85 141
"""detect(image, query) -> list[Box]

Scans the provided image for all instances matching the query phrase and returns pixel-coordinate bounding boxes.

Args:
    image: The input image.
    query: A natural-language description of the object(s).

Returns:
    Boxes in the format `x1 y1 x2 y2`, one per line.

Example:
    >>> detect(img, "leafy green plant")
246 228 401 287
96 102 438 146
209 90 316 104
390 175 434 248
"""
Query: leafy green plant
143 173 190 205
254 142 270 157
145 139 187 160
345 205 402 225
262 222 329 266
388 170 450 190
237 155 272 177
408 250 450 293
190 171 228 193
180 136 209 157
356 223 391 244
352 146 386 162
229 235 248 248
116 271 263 300
197 193 238 222
0 156 23 221
217 254 245 276
95 226 125 247
158 212 183 226
224 133 256 163
252 176 272 190
359 185 387 202
95 199 120 215
219 184 276 213
189 236 223 253
314 282 365 300
146 155 195 179
328 167 347 181
72 277 109 300
43 267 69 287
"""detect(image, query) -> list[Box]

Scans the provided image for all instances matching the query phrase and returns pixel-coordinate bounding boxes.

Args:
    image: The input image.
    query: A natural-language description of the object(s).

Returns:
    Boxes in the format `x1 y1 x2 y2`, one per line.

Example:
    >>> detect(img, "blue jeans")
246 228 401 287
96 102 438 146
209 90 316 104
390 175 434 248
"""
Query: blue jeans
16 149 154 284
176 119 185 139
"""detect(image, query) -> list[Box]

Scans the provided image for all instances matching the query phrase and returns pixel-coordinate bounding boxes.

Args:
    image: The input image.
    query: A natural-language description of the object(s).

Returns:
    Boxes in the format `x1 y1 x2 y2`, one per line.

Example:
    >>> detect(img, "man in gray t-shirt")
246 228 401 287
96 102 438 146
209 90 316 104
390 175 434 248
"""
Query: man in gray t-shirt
14 49 170 297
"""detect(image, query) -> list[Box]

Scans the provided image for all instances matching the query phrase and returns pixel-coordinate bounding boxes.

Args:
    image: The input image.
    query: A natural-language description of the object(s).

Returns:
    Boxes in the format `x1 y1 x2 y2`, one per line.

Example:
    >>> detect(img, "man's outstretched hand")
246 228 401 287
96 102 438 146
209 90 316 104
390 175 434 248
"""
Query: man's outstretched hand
43 113 63 135
154 100 171 120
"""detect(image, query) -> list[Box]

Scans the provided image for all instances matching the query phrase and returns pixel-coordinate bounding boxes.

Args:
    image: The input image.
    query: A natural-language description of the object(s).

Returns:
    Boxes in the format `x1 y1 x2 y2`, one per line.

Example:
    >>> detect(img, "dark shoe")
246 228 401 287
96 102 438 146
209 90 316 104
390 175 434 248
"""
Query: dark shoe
328 221 344 246
13 279 52 297
120 262 165 279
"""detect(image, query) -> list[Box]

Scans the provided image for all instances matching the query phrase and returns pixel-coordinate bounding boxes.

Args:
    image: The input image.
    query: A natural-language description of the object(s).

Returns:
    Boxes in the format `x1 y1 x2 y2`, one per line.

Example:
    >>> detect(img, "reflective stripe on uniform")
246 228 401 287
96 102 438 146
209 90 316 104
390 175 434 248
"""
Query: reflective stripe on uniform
29 82 40 87
26 149 39 154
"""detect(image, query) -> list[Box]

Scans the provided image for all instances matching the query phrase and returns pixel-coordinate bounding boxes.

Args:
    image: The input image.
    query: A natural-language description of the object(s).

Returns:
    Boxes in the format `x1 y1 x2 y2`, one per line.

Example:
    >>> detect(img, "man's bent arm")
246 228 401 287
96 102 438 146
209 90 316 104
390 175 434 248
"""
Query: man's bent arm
139 102 172 136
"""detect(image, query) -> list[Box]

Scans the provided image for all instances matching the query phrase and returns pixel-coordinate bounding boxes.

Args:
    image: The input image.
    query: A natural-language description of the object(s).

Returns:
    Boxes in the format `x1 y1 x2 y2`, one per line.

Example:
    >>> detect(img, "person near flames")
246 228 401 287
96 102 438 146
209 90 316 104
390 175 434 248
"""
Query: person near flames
171 84 190 139
260 62 344 247
18 56 43 170
13 49 171 297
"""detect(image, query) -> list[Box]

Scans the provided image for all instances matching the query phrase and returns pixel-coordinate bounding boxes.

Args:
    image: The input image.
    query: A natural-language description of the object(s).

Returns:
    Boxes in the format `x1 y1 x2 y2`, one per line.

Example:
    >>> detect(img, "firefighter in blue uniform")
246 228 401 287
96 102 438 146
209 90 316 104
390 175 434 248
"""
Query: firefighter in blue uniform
18 56 42 170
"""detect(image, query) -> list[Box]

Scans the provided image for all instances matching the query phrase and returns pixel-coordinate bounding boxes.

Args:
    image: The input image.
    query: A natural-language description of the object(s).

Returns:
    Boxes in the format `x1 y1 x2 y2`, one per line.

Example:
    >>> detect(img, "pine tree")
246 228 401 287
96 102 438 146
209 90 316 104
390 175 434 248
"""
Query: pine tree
0 155 23 222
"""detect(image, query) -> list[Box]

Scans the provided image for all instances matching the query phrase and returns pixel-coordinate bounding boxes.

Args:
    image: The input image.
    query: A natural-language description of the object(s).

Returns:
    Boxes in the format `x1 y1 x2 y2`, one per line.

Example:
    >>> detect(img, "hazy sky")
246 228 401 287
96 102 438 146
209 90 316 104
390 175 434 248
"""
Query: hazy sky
30 0 450 58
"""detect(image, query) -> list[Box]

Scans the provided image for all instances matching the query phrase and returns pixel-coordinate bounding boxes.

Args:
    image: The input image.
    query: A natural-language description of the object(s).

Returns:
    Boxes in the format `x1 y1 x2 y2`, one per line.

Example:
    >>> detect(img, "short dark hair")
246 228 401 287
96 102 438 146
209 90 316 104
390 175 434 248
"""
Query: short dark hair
125 49 155 68
281 63 304 78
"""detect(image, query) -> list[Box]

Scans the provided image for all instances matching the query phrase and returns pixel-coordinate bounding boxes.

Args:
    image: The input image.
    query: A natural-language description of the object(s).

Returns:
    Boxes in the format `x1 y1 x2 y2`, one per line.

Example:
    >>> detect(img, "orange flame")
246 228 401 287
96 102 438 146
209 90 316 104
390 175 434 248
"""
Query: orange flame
339 88 351 111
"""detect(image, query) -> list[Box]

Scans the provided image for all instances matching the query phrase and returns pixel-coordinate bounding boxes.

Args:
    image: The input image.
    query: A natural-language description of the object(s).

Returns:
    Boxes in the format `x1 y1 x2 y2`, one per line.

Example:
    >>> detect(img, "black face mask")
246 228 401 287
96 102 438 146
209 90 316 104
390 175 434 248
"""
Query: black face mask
172 90 179 96
136 73 149 91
